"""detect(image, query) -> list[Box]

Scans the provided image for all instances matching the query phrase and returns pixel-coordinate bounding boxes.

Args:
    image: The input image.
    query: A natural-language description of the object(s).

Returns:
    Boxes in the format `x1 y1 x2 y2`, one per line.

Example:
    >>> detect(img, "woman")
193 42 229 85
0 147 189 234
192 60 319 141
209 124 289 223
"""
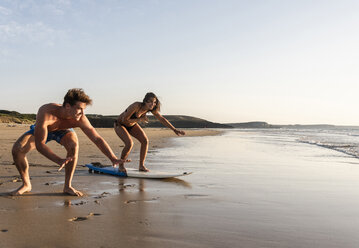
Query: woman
114 92 185 172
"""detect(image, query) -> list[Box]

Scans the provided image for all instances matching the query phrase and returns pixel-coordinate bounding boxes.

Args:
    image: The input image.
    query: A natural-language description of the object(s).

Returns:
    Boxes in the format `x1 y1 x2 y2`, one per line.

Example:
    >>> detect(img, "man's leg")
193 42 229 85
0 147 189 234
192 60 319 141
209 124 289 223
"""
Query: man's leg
11 133 36 195
60 131 83 196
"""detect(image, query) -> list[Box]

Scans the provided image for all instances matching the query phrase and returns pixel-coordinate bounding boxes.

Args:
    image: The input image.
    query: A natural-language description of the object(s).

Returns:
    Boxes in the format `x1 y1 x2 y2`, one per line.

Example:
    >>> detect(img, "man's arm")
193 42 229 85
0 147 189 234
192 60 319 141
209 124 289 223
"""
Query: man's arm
80 116 123 165
34 108 72 167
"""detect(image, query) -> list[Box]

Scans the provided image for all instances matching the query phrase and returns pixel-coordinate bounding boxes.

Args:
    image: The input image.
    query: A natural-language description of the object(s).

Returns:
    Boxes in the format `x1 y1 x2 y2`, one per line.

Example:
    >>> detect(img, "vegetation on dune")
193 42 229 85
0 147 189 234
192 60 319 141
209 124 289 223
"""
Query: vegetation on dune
0 110 36 124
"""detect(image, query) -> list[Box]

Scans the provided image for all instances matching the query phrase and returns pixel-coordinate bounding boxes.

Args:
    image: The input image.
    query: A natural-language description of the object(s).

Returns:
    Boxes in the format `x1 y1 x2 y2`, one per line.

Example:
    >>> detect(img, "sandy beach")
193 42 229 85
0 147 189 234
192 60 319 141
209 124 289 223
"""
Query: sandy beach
2 125 359 247
0 124 221 248
2 0 359 247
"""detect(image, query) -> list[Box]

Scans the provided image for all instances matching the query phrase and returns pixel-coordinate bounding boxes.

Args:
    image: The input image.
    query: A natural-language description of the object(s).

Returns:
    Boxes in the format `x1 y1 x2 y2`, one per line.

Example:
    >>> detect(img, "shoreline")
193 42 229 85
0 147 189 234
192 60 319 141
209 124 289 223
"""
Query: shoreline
0 126 222 247
2 127 359 247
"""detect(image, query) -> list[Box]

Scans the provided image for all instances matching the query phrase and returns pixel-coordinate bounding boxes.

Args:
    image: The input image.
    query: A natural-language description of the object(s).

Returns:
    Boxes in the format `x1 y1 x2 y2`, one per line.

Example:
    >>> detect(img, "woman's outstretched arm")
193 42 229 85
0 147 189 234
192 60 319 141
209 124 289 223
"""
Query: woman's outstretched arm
152 111 185 136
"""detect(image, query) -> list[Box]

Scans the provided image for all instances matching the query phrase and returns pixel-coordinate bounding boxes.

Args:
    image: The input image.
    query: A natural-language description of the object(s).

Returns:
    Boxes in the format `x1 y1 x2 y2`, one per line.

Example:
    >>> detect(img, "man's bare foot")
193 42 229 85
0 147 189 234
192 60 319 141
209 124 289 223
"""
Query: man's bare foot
63 187 83 196
139 165 149 172
10 184 32 195
118 163 127 173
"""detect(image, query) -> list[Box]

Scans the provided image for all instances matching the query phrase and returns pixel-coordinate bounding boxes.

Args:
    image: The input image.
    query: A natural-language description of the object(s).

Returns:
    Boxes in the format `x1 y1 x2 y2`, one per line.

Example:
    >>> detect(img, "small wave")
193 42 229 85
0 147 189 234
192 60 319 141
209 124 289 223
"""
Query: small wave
299 139 359 159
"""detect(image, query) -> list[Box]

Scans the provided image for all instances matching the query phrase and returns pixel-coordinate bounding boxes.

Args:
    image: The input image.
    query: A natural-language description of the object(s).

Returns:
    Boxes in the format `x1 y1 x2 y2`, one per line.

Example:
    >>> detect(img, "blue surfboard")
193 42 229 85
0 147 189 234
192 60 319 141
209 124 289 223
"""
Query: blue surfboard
85 163 192 179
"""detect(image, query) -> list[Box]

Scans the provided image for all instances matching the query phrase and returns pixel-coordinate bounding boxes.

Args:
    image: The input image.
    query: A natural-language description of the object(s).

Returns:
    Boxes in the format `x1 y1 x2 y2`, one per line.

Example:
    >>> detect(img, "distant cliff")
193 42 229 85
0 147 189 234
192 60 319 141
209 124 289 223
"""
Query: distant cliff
228 122 341 129
278 124 337 129
87 114 232 128
146 115 231 128
227 122 279 128
0 110 231 128
86 114 118 128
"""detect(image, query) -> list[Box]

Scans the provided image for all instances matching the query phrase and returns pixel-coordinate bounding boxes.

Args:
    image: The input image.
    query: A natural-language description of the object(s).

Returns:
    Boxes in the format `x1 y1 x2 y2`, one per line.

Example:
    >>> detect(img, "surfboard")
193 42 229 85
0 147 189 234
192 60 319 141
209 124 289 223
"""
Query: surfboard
85 163 192 179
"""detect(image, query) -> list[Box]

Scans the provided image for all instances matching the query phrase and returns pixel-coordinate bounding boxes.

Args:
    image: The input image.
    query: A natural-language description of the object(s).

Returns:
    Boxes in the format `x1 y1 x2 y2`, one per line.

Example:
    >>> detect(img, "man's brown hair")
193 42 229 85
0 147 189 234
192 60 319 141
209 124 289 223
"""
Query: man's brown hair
63 88 92 106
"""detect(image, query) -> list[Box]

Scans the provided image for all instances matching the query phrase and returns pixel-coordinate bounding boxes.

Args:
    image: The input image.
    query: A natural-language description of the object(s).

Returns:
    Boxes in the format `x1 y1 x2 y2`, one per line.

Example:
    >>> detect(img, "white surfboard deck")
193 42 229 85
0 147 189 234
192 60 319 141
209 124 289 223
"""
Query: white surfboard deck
85 163 192 179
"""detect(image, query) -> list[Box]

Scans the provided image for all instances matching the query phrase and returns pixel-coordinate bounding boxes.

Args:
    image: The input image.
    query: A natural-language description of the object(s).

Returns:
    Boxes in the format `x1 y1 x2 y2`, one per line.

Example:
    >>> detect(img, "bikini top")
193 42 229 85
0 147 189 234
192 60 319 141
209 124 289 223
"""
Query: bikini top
126 109 150 119
130 112 138 119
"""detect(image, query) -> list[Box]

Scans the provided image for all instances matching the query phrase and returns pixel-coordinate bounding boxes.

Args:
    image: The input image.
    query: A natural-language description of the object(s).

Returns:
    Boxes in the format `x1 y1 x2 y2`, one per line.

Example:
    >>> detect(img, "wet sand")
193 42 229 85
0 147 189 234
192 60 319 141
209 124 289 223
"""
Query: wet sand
3 125 359 247
0 124 221 248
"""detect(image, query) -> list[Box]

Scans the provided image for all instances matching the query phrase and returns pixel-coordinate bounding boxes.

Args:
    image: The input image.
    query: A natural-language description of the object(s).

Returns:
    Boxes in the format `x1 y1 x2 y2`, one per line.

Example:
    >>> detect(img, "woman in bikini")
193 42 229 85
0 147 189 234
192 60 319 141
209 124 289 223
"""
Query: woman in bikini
114 92 186 172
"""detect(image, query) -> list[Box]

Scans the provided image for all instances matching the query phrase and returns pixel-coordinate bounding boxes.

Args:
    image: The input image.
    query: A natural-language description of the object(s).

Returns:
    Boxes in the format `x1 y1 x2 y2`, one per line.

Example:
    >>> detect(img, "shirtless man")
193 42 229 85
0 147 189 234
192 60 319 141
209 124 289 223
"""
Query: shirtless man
11 88 125 196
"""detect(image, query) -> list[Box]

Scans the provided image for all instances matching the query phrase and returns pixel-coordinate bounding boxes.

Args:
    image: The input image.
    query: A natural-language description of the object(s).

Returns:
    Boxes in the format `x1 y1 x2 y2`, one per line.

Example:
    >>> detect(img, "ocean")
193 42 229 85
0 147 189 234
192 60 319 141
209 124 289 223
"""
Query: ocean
150 126 359 171
295 127 359 159
143 127 359 247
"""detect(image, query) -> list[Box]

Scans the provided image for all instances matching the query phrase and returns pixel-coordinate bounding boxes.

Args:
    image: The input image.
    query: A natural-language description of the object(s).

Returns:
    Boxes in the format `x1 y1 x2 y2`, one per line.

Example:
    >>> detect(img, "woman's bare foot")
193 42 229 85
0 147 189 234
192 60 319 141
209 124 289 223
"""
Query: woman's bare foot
118 163 127 173
10 184 32 195
63 186 83 196
139 165 149 172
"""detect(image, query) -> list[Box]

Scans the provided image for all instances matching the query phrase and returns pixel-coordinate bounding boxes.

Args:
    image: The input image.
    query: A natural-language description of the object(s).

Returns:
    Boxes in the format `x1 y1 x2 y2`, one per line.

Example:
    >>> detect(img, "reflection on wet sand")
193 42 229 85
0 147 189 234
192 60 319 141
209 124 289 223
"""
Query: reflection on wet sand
114 178 152 240
118 177 192 191
162 177 192 188
118 178 147 195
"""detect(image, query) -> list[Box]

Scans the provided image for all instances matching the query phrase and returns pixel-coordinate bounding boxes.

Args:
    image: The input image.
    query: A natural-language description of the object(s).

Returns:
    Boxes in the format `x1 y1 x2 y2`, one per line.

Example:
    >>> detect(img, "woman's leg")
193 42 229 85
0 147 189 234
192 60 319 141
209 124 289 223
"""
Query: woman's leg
129 124 149 171
114 123 134 172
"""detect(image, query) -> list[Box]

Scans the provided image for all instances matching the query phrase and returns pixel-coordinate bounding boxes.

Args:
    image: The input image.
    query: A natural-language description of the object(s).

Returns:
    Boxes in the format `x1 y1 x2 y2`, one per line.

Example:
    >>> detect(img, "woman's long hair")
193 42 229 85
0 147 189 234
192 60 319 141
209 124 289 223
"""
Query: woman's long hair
142 92 161 112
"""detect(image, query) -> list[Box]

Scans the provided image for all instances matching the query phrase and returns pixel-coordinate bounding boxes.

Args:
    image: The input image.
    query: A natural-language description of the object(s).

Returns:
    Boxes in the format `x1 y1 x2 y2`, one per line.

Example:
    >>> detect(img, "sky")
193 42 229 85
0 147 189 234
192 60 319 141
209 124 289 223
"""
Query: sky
0 0 359 125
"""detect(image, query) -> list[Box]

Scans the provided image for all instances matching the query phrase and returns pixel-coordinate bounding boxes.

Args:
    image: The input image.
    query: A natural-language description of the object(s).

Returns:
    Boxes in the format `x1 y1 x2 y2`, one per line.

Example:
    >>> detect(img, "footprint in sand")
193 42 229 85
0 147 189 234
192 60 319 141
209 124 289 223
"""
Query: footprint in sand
68 213 101 222
44 182 56 186
73 201 87 206
124 197 159 204
94 192 110 199
11 177 22 183
184 194 209 199
64 200 88 206
138 220 150 226
119 183 136 191
68 216 88 222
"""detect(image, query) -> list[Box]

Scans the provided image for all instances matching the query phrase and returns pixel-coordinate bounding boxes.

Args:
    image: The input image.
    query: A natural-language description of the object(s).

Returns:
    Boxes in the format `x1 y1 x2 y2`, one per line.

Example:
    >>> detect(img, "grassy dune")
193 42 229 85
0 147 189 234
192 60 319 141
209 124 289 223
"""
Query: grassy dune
0 110 231 128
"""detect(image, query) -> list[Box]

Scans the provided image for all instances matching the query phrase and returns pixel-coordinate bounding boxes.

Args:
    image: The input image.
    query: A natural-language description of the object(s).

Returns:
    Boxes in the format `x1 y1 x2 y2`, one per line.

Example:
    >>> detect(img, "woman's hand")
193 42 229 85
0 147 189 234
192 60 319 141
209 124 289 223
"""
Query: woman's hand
174 129 185 136
139 115 149 123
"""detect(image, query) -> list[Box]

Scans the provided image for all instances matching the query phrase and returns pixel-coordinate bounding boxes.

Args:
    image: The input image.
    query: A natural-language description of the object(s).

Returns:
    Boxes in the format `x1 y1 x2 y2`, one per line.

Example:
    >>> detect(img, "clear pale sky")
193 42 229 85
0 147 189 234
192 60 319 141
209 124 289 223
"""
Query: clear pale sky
1 0 358 125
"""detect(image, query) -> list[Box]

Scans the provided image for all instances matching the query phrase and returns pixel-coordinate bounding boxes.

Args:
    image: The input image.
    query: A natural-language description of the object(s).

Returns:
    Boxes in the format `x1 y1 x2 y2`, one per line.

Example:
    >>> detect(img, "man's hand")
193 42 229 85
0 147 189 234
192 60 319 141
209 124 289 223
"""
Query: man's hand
112 158 131 167
112 158 131 173
57 157 74 171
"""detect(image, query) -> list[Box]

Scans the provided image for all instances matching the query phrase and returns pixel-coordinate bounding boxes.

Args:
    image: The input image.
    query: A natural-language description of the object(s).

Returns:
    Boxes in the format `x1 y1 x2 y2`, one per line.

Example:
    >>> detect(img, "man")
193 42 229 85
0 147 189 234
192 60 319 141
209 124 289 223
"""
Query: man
11 88 125 196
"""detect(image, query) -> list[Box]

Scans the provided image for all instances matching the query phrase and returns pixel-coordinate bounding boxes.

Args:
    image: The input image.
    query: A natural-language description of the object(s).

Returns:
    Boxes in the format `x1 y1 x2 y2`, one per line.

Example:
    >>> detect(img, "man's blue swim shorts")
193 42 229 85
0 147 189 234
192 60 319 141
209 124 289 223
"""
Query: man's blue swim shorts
25 124 75 144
